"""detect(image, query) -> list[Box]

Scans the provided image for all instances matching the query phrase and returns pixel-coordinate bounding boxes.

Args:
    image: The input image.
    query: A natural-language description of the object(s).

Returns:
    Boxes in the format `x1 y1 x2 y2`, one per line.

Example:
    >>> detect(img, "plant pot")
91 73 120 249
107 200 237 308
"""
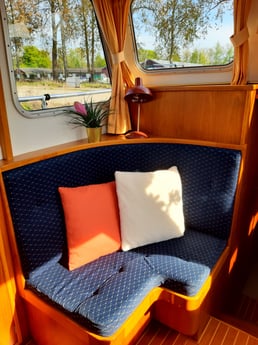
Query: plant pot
86 127 102 143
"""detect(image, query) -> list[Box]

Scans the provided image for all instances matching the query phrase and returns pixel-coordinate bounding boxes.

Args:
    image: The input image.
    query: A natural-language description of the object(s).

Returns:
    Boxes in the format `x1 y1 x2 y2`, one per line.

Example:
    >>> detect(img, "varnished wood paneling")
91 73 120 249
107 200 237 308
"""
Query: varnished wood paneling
0 71 13 161
0 189 24 344
132 85 257 145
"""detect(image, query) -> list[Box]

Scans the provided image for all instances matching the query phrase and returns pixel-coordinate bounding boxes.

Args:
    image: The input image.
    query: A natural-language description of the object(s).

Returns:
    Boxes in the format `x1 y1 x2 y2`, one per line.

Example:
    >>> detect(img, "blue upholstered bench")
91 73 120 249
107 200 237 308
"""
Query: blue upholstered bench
2 142 241 338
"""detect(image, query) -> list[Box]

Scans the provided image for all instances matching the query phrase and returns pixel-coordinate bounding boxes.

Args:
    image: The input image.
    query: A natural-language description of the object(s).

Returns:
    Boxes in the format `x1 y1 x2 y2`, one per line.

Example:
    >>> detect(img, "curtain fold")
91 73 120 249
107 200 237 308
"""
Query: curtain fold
231 0 252 85
93 0 134 134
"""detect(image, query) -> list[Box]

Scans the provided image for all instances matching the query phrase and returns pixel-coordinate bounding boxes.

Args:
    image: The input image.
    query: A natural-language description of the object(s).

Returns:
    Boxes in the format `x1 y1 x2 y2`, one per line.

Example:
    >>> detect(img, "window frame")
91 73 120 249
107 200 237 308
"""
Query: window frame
0 0 112 119
129 0 234 77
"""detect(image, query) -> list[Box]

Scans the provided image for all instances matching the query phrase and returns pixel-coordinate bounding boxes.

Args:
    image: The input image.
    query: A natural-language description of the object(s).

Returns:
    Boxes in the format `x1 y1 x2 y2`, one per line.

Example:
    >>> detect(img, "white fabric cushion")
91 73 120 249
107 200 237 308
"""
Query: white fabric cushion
115 167 185 251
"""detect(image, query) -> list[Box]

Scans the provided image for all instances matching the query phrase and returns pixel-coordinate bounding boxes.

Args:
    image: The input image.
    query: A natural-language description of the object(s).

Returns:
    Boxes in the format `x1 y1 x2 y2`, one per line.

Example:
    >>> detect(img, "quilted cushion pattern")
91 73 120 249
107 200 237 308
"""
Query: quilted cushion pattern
145 254 210 296
25 228 225 336
133 228 227 268
75 257 164 336
27 250 141 312
3 143 240 276
2 143 241 336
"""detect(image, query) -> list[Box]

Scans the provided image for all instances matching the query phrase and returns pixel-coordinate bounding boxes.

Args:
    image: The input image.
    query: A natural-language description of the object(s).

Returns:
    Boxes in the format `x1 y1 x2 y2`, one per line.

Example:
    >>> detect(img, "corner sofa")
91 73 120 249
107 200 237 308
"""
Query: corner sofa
1 139 241 345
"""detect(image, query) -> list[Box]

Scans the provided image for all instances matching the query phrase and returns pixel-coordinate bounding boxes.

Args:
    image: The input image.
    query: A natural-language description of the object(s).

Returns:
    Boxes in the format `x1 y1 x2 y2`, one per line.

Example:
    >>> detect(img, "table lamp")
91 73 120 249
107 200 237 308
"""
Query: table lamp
124 77 153 138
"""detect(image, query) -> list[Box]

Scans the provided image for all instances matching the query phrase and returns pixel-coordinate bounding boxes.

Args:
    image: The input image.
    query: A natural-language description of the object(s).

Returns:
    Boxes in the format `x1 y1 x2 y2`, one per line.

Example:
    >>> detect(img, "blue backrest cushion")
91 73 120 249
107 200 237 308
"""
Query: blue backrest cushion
2 143 241 277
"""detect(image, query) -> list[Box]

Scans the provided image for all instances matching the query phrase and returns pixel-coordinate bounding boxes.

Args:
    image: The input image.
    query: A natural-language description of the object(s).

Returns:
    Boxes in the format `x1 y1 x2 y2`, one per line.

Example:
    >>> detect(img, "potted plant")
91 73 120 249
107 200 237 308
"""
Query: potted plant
68 98 110 142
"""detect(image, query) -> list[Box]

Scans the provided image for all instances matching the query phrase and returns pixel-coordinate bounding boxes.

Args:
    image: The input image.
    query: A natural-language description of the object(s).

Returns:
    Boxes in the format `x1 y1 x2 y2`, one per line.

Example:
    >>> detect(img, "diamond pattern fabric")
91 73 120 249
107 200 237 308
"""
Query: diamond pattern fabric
75 257 164 335
25 228 225 335
2 143 241 336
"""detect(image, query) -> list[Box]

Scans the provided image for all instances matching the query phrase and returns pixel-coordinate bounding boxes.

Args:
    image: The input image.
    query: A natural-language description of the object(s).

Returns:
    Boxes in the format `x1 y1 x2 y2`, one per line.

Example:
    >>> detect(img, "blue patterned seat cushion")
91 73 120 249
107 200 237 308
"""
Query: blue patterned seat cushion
27 251 141 312
2 143 241 336
27 228 225 336
74 257 164 335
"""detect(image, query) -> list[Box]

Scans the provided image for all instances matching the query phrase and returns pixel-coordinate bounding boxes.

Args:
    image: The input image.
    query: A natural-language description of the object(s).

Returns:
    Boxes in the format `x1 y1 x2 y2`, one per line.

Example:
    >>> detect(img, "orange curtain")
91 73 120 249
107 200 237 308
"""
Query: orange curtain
231 0 252 85
93 0 134 134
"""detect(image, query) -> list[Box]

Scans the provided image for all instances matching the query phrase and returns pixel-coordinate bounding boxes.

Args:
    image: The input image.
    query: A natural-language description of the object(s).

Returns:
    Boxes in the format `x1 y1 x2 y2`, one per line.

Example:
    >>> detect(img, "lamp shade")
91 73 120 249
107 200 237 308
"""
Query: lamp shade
125 77 153 103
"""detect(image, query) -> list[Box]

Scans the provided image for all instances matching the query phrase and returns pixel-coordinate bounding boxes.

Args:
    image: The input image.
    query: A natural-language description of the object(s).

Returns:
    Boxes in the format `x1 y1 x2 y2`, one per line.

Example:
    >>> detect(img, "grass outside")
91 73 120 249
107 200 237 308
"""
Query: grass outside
17 80 111 111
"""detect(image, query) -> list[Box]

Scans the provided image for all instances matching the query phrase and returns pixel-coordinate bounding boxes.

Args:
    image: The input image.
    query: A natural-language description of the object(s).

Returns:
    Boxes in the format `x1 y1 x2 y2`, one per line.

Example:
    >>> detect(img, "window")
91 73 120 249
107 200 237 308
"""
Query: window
131 0 234 71
2 0 111 115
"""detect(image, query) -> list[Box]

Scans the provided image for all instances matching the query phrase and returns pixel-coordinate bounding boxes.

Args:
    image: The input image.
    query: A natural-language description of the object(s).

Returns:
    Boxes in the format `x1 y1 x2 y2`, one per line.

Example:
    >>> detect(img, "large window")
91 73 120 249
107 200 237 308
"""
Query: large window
131 0 233 70
2 0 111 115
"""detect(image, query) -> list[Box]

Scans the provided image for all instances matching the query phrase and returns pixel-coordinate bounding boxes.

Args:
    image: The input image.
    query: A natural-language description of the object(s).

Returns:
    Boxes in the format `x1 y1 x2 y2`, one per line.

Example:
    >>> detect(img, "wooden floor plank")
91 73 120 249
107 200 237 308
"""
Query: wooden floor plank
132 317 258 345
134 323 160 345
150 326 172 344
209 322 230 345
222 326 239 344
28 316 258 345
160 329 179 345
234 331 251 345
133 321 178 345
198 317 220 344
248 337 258 345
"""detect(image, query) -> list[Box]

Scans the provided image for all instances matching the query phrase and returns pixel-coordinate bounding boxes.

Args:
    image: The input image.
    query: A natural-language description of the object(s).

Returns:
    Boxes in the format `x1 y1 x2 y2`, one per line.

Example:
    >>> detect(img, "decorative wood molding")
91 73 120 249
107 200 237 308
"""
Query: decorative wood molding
0 135 244 171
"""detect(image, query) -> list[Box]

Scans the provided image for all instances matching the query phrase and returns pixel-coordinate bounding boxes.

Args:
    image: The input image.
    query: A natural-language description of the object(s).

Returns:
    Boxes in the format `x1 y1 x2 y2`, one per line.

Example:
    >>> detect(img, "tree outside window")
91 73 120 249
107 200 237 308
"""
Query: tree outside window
3 0 111 112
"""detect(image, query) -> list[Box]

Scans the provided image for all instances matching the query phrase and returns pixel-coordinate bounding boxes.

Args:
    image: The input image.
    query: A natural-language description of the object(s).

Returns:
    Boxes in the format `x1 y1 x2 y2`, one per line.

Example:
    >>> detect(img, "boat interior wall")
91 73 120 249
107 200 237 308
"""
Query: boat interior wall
0 193 20 345
225 97 258 287
0 0 258 157
130 85 257 145
126 0 258 86
0 71 13 161
1 0 258 343
0 8 90 159
247 0 258 83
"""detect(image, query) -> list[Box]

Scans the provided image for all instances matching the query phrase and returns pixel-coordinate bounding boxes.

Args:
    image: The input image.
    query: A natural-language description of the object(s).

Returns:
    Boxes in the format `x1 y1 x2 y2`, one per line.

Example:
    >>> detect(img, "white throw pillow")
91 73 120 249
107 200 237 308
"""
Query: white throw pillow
115 166 185 251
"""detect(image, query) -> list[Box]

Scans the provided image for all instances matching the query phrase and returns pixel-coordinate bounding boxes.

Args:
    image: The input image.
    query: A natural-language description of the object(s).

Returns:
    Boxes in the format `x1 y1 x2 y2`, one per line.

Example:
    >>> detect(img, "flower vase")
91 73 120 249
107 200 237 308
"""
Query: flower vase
86 127 102 143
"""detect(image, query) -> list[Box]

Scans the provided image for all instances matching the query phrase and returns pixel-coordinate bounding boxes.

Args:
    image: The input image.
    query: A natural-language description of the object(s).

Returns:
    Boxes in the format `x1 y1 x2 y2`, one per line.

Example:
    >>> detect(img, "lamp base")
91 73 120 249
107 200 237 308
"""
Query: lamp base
125 130 148 139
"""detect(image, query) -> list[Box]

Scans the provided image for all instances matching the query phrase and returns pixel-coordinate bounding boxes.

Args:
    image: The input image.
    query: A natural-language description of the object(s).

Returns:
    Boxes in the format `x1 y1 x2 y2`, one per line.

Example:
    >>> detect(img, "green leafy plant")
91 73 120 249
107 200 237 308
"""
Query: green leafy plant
68 98 111 128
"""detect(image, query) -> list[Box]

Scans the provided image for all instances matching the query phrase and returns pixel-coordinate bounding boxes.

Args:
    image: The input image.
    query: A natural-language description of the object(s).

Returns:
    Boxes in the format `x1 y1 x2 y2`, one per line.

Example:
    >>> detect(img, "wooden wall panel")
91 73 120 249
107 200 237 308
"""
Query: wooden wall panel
131 85 257 145
0 190 24 344
0 71 13 161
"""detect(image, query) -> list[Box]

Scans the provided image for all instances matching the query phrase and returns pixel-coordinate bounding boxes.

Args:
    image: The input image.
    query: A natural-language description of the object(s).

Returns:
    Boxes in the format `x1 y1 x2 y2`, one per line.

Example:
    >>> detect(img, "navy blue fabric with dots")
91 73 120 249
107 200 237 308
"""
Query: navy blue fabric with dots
3 143 241 336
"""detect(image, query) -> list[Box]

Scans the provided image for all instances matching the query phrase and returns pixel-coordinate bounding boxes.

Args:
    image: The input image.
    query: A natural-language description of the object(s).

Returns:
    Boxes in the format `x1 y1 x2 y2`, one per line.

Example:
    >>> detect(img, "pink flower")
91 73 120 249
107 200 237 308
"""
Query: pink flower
74 101 87 116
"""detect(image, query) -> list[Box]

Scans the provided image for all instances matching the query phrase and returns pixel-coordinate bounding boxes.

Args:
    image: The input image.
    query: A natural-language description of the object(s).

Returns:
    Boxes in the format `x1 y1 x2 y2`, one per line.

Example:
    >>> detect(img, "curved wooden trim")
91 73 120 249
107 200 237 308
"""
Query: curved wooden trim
0 136 245 171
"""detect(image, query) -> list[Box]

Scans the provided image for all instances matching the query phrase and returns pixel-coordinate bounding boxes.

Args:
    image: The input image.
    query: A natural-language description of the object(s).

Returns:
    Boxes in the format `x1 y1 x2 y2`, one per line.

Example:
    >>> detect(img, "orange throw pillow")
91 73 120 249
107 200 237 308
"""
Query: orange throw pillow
59 181 121 270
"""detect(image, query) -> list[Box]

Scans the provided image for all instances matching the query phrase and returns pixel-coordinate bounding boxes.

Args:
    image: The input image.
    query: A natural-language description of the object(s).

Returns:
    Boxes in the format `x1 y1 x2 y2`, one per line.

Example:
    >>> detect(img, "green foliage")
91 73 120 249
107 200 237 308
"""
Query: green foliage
6 0 103 78
181 42 233 65
137 48 159 61
21 46 51 68
137 42 233 67
66 48 87 68
6 0 233 96
94 54 106 68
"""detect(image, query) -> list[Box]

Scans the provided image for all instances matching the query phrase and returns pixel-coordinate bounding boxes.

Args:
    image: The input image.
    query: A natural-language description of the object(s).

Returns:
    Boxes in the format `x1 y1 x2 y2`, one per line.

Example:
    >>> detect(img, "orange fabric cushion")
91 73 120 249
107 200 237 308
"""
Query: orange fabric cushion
59 181 121 270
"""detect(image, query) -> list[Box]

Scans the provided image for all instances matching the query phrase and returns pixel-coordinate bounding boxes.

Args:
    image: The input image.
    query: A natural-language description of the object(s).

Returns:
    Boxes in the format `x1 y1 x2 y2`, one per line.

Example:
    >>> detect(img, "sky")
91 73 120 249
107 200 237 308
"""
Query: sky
134 3 233 52
193 23 233 50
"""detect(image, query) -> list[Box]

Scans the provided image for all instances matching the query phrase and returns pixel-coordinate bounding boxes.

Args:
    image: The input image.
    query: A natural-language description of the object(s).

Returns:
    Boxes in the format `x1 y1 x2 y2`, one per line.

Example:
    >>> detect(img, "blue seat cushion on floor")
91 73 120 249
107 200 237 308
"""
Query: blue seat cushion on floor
74 257 164 336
